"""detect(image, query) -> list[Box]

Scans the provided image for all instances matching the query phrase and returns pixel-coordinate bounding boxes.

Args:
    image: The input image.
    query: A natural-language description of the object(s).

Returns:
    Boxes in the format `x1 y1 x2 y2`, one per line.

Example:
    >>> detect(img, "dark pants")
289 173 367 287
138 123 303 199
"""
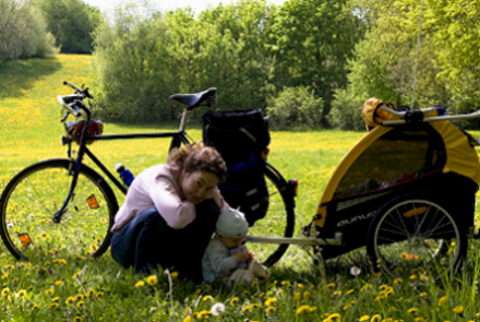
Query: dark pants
110 200 220 281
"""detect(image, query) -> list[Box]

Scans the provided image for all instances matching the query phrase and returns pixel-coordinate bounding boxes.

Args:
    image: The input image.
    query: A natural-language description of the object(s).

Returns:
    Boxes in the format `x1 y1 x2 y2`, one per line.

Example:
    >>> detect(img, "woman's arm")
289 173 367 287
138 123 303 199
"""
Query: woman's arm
149 177 196 229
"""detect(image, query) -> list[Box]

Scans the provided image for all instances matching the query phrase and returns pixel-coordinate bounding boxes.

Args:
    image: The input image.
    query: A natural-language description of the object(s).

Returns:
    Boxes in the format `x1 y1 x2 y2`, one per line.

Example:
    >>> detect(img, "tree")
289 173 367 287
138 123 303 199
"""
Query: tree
0 0 57 61
267 0 365 119
37 0 101 53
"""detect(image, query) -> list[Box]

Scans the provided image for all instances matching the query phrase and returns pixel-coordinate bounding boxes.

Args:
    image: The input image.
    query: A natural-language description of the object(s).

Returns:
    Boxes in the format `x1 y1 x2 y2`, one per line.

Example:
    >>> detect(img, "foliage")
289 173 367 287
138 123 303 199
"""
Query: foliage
328 88 365 131
93 0 366 125
337 0 480 129
266 86 323 129
37 0 102 54
93 1 276 123
267 0 365 118
0 0 58 61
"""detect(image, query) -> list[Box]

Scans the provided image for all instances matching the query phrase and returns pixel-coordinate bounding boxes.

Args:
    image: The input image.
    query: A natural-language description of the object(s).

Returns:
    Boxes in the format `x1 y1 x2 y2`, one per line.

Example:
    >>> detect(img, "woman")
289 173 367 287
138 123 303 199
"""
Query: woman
110 144 228 281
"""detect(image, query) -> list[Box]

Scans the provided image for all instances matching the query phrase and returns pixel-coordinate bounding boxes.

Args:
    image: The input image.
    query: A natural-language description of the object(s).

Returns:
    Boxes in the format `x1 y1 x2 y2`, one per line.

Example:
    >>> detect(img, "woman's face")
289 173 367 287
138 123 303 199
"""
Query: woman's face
181 170 219 205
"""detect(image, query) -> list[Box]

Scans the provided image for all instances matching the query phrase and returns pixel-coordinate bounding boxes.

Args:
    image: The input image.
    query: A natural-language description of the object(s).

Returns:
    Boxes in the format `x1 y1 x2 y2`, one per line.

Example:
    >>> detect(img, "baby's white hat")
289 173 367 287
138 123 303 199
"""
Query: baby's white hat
216 208 249 238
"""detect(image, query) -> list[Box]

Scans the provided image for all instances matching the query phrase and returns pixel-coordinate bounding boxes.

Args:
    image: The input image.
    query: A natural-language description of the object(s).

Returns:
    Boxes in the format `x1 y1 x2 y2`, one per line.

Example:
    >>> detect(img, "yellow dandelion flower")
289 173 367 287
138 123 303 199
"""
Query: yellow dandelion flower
77 301 85 308
251 303 260 309
303 291 311 299
281 280 290 287
1 274 8 280
135 281 145 288
453 305 463 314
266 306 276 313
296 305 311 314
327 313 341 321
242 305 251 312
54 280 63 286
73 316 82 322
230 297 239 305
182 316 192 322
183 307 192 315
332 290 341 297
202 295 214 303
360 315 370 321
49 303 59 309
1 288 10 296
371 314 381 322
408 308 419 315
393 278 403 285
95 291 104 299
309 307 317 312
438 296 447 305
379 285 389 290
346 289 354 295
242 290 251 296
147 275 157 285
75 294 84 301
66 297 75 306
32 305 40 310
419 292 428 297
86 290 95 299
343 304 352 310
326 282 336 289
294 291 300 298
199 310 212 318
17 289 27 297
409 275 417 280
51 297 60 302
4 265 14 270
265 297 277 306
297 283 304 288
251 281 258 287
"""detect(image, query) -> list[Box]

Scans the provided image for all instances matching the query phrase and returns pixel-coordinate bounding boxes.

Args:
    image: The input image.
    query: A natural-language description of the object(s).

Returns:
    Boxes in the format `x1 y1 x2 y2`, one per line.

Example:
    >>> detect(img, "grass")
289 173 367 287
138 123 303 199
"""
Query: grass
1 54 480 321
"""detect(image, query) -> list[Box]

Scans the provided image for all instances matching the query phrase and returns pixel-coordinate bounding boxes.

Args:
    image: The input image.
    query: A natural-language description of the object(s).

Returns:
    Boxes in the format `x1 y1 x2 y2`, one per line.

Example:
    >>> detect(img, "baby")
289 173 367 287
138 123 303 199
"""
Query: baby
202 208 269 284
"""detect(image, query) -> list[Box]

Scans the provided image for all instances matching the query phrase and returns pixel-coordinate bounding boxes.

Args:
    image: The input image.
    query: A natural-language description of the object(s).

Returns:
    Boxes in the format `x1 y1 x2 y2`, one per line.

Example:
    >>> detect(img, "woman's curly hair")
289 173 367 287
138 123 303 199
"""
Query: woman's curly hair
167 143 227 183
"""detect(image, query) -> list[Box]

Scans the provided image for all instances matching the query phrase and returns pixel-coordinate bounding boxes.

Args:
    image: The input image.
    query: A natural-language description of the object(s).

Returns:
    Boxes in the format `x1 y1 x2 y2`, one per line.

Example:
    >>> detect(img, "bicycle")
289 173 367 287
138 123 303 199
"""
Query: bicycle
0 81 296 267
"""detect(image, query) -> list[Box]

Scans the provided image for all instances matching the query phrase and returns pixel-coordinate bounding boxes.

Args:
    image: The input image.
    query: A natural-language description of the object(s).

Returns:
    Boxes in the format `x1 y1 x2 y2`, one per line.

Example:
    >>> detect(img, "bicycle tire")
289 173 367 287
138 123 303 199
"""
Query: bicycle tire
366 193 466 278
246 163 295 267
0 159 118 261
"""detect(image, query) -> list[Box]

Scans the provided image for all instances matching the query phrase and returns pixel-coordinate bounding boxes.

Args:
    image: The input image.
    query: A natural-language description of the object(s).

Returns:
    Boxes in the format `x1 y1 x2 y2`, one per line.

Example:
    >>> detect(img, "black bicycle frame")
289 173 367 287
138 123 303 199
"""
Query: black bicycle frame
52 121 191 223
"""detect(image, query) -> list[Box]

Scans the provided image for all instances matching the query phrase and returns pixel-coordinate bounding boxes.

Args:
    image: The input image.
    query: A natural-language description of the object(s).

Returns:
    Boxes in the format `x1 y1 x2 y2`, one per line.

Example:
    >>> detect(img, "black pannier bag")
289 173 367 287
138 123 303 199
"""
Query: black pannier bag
202 109 270 226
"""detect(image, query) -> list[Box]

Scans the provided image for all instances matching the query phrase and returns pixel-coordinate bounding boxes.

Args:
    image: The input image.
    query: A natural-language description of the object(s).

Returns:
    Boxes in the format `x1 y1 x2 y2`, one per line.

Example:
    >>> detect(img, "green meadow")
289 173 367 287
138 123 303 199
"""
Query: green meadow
1 54 480 321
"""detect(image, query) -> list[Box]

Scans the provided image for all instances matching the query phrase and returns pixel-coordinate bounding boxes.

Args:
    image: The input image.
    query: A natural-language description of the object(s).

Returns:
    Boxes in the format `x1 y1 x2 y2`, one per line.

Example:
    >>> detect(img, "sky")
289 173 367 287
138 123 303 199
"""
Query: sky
83 0 288 14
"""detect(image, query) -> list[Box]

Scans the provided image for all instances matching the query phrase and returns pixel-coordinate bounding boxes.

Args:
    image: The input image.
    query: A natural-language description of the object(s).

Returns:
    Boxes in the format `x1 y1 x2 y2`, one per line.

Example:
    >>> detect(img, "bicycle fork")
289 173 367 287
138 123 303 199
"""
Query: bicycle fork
53 131 87 223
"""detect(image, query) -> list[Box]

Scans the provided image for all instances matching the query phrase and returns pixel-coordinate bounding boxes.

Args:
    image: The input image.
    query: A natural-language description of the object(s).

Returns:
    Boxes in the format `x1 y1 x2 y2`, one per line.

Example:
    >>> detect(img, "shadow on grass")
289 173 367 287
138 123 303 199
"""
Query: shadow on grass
0 57 61 98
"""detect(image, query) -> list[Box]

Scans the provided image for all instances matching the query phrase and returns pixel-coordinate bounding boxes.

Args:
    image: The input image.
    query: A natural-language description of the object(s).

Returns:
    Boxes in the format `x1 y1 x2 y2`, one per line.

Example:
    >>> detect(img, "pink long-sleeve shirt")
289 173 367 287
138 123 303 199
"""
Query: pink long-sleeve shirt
111 164 228 233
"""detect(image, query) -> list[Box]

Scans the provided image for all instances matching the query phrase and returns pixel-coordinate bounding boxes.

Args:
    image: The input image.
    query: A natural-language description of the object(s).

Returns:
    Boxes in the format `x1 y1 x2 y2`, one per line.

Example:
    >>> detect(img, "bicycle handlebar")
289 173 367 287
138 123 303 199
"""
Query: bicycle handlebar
58 81 94 121
378 104 480 125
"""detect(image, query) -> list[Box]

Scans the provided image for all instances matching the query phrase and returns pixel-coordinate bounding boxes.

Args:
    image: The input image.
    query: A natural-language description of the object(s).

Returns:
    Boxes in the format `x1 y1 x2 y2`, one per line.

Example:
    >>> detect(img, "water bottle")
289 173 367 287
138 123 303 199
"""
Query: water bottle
115 163 135 187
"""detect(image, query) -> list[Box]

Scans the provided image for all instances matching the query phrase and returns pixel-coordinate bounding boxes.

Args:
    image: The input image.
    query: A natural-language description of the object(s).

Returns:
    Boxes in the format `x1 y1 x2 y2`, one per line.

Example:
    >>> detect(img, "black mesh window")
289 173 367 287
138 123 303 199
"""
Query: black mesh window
334 125 446 198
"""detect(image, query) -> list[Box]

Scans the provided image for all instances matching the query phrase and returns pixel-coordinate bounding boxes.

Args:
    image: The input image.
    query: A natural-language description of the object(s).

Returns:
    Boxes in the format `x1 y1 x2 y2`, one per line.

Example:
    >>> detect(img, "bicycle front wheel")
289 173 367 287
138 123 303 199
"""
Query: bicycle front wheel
0 159 118 261
246 163 295 267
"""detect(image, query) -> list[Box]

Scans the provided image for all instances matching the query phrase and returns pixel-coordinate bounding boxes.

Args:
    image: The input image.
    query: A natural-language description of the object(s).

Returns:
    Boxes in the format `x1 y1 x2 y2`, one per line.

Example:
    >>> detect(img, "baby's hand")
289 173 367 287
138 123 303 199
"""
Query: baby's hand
233 247 250 264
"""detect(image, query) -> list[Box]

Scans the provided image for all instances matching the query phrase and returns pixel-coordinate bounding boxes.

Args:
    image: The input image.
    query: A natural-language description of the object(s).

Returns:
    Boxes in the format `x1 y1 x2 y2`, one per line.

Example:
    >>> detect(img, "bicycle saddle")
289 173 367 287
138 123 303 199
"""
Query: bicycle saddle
169 87 217 110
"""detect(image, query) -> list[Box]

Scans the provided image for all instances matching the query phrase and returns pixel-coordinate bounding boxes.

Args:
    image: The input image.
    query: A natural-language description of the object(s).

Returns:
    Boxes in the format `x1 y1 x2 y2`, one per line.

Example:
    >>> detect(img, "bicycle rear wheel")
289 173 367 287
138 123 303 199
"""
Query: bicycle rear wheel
0 159 118 261
246 163 295 267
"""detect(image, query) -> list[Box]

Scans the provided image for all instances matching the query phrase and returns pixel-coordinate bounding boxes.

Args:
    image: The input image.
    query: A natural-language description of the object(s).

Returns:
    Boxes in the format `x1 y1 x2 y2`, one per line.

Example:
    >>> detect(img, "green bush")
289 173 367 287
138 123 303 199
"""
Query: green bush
0 0 58 61
328 88 366 131
266 86 323 129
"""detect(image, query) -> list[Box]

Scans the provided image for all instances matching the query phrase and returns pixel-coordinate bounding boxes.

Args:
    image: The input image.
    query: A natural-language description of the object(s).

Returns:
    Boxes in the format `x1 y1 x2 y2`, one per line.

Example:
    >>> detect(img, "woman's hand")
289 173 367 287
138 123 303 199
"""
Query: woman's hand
212 187 223 209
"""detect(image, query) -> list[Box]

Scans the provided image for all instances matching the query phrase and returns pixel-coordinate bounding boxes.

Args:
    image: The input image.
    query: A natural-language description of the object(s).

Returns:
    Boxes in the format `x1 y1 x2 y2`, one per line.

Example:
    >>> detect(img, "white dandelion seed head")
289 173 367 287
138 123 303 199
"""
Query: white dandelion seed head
350 266 361 276
211 302 225 316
